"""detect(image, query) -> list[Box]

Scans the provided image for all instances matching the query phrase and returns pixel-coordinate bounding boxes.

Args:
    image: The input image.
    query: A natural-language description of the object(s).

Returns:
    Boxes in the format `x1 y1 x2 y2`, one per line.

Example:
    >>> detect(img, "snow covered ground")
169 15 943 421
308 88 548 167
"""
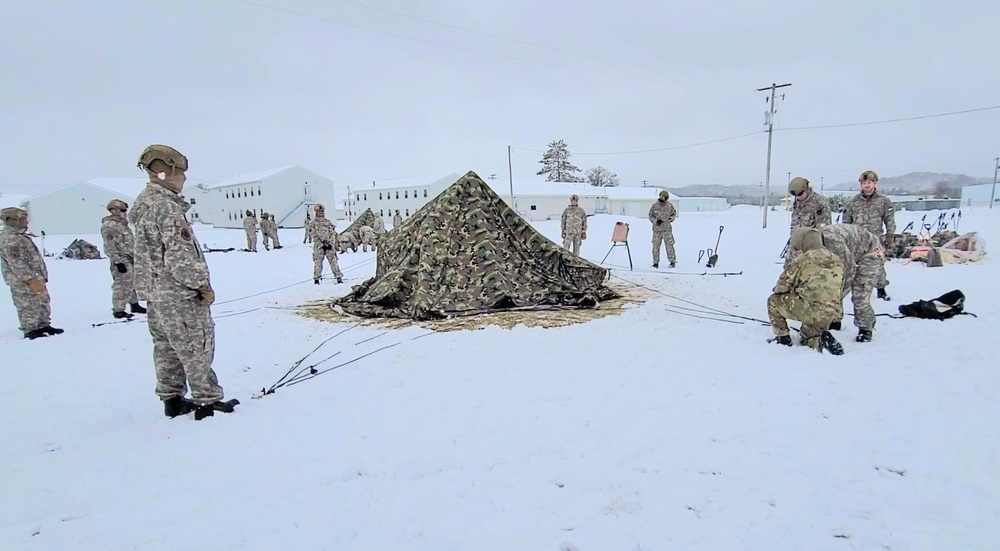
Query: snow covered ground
2 205 997 550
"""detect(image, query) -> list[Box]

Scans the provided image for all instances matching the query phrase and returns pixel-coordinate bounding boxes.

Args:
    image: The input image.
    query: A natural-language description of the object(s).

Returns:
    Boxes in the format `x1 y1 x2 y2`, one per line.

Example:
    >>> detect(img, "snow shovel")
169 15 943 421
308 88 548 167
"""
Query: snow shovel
706 226 724 268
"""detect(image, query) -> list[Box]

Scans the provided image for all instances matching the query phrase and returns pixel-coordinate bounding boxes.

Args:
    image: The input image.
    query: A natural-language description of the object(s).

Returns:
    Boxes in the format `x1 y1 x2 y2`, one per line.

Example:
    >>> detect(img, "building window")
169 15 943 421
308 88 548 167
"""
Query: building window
530 205 537 211
258 186 262 195
363 193 367 201
356 194 360 202
228 212 232 221
380 209 384 216
404 191 408 199
395 191 399 199
225 191 229 199
190 198 197 204
250 188 255 197
405 209 409 216
379 192 383 200
413 190 417 198
423 189 427 197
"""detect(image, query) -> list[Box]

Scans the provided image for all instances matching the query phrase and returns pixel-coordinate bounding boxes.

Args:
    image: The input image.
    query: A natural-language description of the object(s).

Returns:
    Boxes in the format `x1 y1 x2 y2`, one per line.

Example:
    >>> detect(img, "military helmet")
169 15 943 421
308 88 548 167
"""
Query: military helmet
570 194 579 202
1 206 27 224
245 210 253 216
107 199 128 212
859 170 878 183
790 227 823 252
659 190 670 200
137 144 188 172
314 203 325 212
788 177 810 196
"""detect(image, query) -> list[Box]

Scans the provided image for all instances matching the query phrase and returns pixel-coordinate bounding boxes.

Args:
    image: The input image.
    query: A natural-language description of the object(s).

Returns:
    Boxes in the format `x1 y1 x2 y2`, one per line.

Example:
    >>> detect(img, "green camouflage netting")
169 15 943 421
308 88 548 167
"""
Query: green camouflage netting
343 208 376 236
332 171 619 320
59 238 103 260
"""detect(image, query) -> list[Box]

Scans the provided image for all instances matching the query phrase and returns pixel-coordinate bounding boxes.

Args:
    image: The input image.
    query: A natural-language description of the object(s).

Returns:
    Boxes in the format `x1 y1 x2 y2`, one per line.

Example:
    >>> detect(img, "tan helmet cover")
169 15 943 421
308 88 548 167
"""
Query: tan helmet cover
1 206 27 224
788 177 809 195
137 144 189 172
859 170 879 183
658 189 670 201
107 199 128 212
790 227 823 252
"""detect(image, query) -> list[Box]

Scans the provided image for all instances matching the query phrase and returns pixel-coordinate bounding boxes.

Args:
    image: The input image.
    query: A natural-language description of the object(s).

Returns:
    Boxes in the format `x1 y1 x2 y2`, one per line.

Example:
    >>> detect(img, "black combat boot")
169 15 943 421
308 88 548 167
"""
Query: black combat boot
194 404 214 420
652 263 659 269
40 326 63 335
876 288 890 301
821 331 844 355
194 400 238 421
774 335 792 346
669 261 676 268
336 277 343 284
24 328 48 340
829 320 842 331
314 279 320 285
113 311 133 319
130 303 147 314
164 396 196 418
856 329 873 342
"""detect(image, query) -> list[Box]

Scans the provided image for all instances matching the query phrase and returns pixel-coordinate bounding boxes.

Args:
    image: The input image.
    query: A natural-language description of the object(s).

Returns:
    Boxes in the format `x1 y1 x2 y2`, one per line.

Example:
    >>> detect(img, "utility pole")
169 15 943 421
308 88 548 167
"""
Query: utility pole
756 82 792 228
641 180 649 187
507 146 515 206
820 176 824 193
991 157 999 209
488 174 497 181
786 172 791 185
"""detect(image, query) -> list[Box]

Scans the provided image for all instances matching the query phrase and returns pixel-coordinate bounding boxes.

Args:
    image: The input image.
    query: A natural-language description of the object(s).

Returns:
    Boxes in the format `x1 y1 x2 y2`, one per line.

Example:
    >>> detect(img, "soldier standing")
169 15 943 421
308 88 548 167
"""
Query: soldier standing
309 204 343 284
560 194 587 255
372 212 386 234
392 209 402 228
842 170 895 300
243 210 258 252
100 199 146 319
131 144 235 420
359 225 376 252
0 207 63 339
302 211 312 244
260 211 272 250
784 177 832 267
268 214 282 249
767 227 844 355
819 223 885 343
648 190 677 268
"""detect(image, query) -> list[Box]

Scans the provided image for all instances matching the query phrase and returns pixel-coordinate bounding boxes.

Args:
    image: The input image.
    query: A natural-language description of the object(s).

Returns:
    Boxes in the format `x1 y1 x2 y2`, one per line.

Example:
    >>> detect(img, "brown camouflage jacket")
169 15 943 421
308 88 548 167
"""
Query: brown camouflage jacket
561 205 587 235
790 192 832 232
842 192 895 237
0 225 47 286
244 215 258 234
100 215 135 265
310 217 338 248
773 247 844 312
820 224 884 290
648 200 677 231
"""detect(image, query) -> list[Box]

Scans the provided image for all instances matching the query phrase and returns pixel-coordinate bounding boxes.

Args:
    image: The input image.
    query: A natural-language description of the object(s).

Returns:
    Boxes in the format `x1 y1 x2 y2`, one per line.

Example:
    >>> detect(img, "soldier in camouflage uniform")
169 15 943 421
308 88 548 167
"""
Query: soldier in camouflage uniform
392 209 403 229
819 223 885 342
842 170 895 300
260 211 272 250
339 229 360 253
268 214 282 249
560 194 587 255
302 212 312 244
372 213 386 235
784 177 832 268
100 199 145 319
131 144 234 420
0 207 63 339
648 189 677 268
243 210 258 252
359 225 376 252
767 227 844 355
309 204 343 284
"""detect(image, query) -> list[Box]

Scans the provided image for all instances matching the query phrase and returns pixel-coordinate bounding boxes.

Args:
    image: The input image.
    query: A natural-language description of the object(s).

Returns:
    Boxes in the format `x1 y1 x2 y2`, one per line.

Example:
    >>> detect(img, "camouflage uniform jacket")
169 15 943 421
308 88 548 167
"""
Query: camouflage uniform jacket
842 192 895 237
393 214 403 227
259 217 274 235
819 224 883 288
359 225 376 241
0 226 47 286
561 205 587 235
244 216 258 234
772 248 844 310
100 215 135 265
310 217 338 247
790 192 832 232
128 184 211 302
372 217 386 234
648 200 677 230
339 230 359 247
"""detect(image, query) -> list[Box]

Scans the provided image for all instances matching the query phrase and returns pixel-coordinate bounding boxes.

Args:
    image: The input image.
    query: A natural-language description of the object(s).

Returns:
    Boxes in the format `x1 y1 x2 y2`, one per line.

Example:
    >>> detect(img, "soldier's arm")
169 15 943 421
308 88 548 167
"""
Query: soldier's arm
101 225 124 264
648 205 658 224
560 210 568 233
667 204 677 223
882 199 896 234
818 198 832 225
1 241 43 282
841 202 853 224
162 215 210 290
772 262 797 294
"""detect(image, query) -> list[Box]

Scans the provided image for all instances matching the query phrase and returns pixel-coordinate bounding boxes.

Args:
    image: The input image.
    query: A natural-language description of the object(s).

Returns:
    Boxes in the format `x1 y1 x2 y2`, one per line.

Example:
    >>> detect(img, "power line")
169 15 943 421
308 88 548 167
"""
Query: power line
512 131 764 156
330 0 753 84
232 0 745 89
778 104 1000 131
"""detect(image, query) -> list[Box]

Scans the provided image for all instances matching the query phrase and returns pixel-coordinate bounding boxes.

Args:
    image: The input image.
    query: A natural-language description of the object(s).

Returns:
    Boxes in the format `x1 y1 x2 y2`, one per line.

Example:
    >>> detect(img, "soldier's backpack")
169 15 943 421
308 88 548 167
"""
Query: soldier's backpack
897 289 975 320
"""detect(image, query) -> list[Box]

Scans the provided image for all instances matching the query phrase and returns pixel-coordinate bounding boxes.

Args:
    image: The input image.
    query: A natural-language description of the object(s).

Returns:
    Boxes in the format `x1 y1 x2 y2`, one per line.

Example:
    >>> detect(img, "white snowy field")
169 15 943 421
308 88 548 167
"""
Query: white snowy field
1 205 998 550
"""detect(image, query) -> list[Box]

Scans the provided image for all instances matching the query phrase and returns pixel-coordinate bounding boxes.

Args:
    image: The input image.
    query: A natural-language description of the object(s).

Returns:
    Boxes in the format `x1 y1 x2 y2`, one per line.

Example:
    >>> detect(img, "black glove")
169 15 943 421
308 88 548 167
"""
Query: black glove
656 219 663 226
322 242 332 251
115 263 127 273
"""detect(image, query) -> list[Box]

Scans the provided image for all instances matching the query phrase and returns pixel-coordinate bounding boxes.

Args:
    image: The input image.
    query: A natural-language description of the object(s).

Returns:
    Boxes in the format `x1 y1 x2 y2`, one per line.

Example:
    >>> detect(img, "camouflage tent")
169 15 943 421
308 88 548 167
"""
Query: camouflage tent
332 171 618 320
343 208 376 236
59 239 102 260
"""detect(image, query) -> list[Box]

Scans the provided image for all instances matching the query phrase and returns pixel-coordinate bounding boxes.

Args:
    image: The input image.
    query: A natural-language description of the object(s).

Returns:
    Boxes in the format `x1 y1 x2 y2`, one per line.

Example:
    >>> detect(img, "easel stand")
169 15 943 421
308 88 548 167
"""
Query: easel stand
600 222 633 270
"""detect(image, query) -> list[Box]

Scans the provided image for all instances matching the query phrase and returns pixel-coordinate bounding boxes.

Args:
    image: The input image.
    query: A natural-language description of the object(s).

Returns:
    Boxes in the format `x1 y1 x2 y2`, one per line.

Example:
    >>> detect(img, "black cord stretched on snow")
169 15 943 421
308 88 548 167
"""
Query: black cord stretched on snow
213 257 377 306
603 262 743 277
264 322 362 394
610 272 772 327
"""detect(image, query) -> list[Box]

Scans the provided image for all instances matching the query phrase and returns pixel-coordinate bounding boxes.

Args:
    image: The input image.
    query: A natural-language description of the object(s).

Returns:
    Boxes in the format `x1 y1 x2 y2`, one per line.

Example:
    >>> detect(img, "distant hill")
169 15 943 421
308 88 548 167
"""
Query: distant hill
828 172 990 194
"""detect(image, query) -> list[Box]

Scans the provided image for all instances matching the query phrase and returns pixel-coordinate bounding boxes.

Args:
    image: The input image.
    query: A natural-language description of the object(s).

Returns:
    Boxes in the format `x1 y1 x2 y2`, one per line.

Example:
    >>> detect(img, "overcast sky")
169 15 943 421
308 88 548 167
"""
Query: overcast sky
2 0 998 195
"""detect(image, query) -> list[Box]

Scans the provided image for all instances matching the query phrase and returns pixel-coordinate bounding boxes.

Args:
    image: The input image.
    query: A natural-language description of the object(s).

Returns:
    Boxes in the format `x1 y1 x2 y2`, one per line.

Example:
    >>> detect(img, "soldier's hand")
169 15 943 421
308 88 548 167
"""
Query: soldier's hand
581 231 587 239
115 262 128 273
656 219 663 226
883 234 894 247
27 278 46 294
196 285 215 306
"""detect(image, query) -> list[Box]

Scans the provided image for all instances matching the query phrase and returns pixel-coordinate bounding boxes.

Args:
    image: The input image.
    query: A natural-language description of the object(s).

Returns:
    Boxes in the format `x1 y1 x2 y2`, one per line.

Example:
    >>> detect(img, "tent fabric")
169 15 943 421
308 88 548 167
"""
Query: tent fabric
59 239 103 260
343 208 376 237
332 171 618 320
908 231 986 265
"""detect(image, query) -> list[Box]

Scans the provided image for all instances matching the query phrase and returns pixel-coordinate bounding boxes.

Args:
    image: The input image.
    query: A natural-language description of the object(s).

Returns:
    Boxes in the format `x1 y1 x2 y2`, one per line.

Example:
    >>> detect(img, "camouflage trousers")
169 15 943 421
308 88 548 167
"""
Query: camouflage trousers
767 292 840 350
838 254 880 330
269 231 280 248
147 299 223 405
876 261 889 289
8 283 51 333
360 235 377 252
652 227 675 264
313 245 344 279
110 261 137 312
303 228 312 244
563 232 582 255
262 232 270 249
245 230 257 252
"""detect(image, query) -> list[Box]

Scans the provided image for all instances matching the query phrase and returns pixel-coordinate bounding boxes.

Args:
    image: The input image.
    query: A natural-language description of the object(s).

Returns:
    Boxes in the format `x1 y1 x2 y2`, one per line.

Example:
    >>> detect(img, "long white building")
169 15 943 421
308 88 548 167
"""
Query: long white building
206 166 337 229
960 182 1000 208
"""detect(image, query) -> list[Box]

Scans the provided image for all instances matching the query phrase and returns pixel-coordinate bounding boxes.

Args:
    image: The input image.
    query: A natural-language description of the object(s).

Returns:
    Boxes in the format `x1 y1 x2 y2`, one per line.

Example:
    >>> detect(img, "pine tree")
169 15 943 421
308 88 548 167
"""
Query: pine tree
536 139 583 182
586 166 619 187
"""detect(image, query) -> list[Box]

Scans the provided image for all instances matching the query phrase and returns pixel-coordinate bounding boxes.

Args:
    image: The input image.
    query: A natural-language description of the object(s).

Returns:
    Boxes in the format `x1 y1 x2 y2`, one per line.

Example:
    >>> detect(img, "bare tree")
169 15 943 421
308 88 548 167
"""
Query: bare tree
585 166 619 187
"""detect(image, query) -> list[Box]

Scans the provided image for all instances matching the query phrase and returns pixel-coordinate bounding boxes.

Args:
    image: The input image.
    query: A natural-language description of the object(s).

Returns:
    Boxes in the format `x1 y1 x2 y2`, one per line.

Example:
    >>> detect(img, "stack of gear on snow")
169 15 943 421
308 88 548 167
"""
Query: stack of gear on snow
885 232 919 259
59 239 102 260
342 208 376 237
908 231 986 267
331 171 619 320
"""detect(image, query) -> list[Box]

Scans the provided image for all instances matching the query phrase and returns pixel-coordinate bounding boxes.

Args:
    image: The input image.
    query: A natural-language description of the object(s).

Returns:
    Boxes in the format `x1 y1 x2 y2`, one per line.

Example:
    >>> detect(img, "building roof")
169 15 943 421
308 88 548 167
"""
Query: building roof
85 177 151 199
360 172 463 191
487 178 599 197
208 166 297 189
0 194 30 209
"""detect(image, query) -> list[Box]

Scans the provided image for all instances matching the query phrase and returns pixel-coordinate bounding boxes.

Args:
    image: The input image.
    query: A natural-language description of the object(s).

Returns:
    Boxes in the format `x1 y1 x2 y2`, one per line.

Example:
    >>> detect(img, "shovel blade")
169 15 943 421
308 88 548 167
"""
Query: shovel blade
706 254 719 268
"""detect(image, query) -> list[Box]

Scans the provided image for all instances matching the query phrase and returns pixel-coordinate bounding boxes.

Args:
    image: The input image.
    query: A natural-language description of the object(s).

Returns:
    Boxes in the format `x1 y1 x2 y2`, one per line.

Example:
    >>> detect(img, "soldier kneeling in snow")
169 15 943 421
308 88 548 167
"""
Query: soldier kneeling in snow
767 227 845 355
